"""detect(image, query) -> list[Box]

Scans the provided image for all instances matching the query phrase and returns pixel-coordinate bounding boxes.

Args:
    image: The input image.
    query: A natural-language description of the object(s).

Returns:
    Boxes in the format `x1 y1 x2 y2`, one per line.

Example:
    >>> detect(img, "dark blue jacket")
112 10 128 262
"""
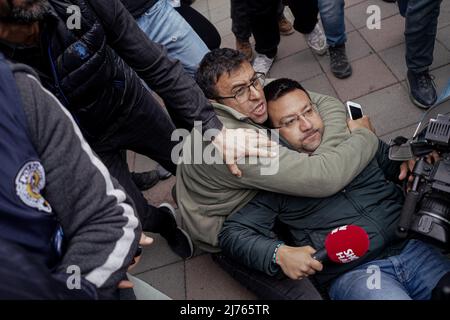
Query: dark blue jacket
0 53 61 268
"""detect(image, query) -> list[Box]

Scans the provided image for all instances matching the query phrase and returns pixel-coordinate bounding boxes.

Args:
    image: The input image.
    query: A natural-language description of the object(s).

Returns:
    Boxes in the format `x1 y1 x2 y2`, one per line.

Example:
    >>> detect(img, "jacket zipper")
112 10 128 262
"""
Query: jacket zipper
46 35 70 107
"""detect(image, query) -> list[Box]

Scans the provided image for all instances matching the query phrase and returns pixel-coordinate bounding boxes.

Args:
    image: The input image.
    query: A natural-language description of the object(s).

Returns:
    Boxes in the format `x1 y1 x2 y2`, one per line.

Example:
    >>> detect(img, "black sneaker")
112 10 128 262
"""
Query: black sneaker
329 44 352 79
131 170 160 191
159 203 194 259
406 69 437 109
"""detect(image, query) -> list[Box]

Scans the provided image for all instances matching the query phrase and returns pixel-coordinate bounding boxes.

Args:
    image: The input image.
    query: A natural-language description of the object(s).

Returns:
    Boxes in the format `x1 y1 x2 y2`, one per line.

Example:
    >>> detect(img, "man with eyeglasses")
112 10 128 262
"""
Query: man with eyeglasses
175 48 379 299
217 77 450 300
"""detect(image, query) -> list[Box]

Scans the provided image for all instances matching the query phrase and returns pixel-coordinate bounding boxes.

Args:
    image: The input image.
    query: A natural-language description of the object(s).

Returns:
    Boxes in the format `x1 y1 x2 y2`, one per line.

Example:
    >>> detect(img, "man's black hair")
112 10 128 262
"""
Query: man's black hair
263 78 310 103
263 78 311 128
195 48 248 99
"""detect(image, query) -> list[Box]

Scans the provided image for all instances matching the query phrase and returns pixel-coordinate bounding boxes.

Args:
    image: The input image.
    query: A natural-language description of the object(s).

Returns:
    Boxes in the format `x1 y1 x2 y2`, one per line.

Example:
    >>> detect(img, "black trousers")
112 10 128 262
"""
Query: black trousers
245 0 319 58
398 0 442 73
231 0 284 42
212 253 324 300
90 88 177 234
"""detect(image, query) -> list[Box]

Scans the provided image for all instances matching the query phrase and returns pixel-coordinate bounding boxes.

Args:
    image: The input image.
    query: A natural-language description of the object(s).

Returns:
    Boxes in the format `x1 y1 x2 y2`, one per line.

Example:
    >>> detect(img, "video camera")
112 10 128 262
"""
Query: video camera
389 101 450 247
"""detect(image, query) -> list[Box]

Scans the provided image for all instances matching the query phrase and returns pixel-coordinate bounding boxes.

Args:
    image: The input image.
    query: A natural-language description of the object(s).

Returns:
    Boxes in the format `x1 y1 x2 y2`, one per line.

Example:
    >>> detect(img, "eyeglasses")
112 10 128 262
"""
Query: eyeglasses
274 102 318 129
214 72 266 104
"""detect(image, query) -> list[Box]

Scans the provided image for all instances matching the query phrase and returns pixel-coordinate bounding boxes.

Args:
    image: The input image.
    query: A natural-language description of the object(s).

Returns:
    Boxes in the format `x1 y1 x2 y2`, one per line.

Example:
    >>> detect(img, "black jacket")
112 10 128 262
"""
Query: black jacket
0 0 221 140
219 141 408 286
120 0 157 18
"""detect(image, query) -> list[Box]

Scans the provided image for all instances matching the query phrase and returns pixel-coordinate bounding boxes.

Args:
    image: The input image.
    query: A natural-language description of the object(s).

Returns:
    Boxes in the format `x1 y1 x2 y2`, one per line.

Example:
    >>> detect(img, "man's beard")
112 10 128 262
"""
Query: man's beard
0 0 50 24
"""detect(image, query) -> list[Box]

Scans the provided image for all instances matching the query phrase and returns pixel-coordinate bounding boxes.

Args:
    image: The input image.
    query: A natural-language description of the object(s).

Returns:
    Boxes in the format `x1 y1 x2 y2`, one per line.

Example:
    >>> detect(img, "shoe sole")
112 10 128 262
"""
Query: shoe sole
159 202 194 259
310 46 328 56
405 78 434 109
332 65 352 79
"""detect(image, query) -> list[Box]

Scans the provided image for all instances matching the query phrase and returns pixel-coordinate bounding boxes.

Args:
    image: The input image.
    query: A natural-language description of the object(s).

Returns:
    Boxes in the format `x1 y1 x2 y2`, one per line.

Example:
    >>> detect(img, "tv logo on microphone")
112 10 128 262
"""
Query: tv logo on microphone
335 249 359 264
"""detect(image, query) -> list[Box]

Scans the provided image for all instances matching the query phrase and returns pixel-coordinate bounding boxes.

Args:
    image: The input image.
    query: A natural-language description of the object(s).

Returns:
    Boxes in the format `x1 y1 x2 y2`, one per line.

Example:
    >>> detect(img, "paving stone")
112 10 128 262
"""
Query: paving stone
438 0 450 29
207 0 229 11
269 49 323 83
133 153 156 172
345 0 400 30
191 0 208 13
209 2 230 24
432 64 450 92
437 25 450 51
327 53 398 101
359 14 405 52
379 41 450 81
276 31 308 61
345 0 369 8
215 17 233 38
345 17 357 33
126 151 136 172
185 255 256 299
136 261 186 300
302 73 338 98
353 83 423 136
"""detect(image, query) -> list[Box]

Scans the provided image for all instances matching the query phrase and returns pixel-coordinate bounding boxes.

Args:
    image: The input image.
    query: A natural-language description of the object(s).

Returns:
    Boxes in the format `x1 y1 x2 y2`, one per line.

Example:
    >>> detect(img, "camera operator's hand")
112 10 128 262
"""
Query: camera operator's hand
426 151 441 164
276 245 323 280
399 159 415 184
118 233 154 289
399 151 441 190
347 116 376 134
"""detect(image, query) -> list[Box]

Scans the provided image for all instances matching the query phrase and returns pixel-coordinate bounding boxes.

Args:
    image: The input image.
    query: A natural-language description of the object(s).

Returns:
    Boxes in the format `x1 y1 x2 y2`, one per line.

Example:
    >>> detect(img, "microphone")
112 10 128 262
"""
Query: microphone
312 225 370 264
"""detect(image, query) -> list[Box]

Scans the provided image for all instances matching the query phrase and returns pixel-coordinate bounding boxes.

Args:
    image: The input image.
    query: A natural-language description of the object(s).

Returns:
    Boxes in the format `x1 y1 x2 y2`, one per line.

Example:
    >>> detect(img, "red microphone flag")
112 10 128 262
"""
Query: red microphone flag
324 225 370 264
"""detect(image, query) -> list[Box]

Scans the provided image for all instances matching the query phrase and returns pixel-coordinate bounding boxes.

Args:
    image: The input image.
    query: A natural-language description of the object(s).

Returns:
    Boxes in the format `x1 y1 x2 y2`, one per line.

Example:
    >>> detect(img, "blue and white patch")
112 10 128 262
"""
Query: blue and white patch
73 42 89 60
15 161 52 213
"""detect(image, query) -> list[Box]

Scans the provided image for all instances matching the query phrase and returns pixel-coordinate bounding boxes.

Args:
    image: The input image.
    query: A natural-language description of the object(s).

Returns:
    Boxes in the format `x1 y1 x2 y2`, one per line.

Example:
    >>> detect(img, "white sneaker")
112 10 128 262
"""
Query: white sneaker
252 53 275 76
305 24 327 56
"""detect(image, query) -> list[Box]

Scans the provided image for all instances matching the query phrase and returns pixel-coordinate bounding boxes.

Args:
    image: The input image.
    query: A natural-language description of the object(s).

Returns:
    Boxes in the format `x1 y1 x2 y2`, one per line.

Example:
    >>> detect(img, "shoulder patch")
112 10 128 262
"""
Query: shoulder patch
15 161 52 213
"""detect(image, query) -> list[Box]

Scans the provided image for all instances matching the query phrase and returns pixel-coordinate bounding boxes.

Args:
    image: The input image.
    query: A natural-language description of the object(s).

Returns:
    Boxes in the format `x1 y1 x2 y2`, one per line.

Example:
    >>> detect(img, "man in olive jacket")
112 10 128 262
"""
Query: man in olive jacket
218 78 450 300
176 48 378 254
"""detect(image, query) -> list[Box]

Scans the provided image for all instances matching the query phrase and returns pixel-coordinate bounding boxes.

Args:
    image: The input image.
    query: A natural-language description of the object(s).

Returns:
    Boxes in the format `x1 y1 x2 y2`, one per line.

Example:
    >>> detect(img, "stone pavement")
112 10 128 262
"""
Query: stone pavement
128 0 450 299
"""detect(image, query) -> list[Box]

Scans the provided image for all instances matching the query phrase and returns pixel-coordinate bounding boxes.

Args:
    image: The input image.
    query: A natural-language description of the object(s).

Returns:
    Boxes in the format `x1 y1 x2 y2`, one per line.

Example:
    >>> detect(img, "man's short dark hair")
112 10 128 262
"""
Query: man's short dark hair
263 78 310 103
195 48 248 99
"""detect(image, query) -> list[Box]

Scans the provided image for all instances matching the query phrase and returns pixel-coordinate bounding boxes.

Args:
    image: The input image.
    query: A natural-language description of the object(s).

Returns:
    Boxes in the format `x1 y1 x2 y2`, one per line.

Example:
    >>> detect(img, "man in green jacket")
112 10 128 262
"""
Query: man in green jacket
218 77 450 300
176 48 378 253
175 48 381 299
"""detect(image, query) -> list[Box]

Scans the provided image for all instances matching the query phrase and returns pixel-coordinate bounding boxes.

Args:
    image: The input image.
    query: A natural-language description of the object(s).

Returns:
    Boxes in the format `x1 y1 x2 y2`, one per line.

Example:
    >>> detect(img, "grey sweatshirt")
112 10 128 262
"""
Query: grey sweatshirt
12 63 141 299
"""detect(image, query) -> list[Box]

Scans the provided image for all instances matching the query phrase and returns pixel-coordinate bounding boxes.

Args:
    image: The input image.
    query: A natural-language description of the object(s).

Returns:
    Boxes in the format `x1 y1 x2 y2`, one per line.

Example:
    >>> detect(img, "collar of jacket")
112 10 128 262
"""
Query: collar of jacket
212 101 255 123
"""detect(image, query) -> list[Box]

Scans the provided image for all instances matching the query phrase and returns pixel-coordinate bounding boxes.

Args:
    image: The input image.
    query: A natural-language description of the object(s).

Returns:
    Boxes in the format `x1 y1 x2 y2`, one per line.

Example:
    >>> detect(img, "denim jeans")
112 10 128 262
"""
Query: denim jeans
329 240 450 300
318 0 346 47
136 0 209 77
397 0 442 73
